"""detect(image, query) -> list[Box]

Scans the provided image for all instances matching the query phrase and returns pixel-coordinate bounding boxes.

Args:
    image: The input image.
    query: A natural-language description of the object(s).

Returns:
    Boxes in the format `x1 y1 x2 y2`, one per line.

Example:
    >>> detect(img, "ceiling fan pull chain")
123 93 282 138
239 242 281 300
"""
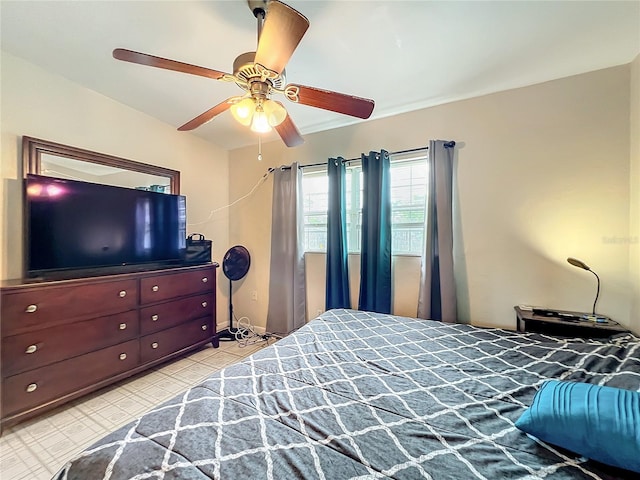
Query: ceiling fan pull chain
257 135 263 161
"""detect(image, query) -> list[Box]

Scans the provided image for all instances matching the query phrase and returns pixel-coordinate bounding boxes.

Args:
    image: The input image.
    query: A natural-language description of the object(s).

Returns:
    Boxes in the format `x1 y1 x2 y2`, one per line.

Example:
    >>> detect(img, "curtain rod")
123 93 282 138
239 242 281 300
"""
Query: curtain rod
278 142 455 171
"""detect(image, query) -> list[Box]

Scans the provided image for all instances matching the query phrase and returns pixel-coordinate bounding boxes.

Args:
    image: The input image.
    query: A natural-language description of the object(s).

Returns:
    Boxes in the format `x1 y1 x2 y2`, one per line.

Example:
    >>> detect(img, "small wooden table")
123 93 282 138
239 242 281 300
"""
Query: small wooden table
514 306 628 338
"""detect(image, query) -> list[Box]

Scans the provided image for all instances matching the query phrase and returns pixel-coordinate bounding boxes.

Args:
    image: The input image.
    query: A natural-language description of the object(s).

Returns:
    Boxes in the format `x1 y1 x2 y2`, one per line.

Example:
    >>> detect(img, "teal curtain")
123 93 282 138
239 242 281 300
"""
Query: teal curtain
358 150 392 313
325 157 351 310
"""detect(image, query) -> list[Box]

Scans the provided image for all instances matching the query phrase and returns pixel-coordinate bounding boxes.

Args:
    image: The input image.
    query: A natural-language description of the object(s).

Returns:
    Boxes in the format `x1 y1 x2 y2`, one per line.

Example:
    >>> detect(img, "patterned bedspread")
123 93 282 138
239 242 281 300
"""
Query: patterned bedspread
55 309 640 479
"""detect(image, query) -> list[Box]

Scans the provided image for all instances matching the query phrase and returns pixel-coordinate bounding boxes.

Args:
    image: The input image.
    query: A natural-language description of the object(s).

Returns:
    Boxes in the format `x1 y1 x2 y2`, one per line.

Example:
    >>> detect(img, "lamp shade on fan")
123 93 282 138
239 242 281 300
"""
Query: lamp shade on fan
230 98 287 133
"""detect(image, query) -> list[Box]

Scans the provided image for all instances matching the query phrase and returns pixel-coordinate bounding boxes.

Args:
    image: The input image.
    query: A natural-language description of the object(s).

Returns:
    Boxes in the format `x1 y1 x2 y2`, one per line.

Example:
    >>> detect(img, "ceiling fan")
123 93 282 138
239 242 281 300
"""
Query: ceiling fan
113 0 375 147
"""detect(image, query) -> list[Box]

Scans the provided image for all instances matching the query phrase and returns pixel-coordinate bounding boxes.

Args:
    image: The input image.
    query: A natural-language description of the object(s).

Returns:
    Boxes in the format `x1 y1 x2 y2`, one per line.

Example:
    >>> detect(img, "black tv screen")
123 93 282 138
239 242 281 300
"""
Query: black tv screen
26 174 187 278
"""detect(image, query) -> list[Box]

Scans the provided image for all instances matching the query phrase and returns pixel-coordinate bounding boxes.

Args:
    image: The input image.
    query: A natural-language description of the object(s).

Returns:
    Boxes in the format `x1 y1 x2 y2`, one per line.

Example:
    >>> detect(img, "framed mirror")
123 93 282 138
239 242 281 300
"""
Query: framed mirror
23 136 180 194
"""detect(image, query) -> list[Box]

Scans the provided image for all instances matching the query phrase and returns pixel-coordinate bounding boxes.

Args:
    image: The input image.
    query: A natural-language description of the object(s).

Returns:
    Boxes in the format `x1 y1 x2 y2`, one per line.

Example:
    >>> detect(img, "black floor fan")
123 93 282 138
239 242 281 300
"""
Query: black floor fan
218 245 251 341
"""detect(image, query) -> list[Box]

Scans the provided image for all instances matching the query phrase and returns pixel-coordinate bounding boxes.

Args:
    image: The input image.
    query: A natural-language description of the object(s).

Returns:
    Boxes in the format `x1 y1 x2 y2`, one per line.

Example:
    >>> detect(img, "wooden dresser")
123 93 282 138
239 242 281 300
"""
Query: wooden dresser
0 263 218 431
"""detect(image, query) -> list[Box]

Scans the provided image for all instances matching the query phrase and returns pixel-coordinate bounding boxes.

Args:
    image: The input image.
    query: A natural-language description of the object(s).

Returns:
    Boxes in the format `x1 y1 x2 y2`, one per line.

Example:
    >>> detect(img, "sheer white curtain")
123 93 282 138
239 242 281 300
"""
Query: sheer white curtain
266 164 306 334
417 140 457 322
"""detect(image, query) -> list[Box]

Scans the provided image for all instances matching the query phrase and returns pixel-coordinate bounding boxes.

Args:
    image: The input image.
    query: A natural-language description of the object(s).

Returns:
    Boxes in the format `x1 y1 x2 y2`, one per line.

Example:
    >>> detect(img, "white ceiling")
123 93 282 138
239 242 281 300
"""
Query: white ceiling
2 1 639 151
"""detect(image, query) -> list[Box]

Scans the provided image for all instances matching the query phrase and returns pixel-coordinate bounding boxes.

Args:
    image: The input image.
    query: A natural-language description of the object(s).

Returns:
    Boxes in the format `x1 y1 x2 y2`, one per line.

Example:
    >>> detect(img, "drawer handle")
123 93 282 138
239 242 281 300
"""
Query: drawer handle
119 353 127 360
201 277 208 283
151 314 159 322
201 324 208 331
26 383 37 393
201 301 208 308
119 323 127 330
119 290 127 298
152 285 159 292
151 342 159 349
25 345 38 354
25 304 38 313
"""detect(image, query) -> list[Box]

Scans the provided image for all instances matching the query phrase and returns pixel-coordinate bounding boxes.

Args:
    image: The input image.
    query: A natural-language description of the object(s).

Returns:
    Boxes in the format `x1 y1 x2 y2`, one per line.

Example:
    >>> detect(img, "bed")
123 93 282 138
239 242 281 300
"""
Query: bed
55 309 640 479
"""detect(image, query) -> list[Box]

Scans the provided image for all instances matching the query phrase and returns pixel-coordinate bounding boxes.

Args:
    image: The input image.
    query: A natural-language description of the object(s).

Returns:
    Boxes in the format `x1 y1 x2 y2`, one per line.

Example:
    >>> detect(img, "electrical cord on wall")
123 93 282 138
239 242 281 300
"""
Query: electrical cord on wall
188 169 273 227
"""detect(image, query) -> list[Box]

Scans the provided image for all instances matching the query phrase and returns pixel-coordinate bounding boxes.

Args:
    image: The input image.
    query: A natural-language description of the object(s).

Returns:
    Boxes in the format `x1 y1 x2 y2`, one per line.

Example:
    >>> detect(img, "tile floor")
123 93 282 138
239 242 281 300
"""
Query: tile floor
0 339 267 480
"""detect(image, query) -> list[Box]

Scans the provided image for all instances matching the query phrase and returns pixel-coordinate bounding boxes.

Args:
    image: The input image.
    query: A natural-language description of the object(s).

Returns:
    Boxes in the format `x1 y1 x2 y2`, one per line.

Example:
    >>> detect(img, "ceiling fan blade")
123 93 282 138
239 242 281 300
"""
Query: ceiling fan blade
177 100 233 131
254 1 309 75
275 113 304 147
287 84 375 119
113 48 230 80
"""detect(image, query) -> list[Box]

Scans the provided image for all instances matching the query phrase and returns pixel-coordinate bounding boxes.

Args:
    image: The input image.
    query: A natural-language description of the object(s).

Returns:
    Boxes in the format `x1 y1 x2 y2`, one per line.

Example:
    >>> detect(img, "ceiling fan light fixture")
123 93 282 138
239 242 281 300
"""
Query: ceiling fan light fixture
263 99 287 127
250 106 272 133
229 97 256 126
230 95 285 133
113 0 374 148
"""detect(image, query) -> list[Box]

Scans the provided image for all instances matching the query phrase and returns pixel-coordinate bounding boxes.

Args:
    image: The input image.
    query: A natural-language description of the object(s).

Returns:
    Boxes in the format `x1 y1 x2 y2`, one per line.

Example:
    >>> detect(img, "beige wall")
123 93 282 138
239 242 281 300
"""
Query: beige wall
228 65 635 332
0 53 231 324
630 54 640 333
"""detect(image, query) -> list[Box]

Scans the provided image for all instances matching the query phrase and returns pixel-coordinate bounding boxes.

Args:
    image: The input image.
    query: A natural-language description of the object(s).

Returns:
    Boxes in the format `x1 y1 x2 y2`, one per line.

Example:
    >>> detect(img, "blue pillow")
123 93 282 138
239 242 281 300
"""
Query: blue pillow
515 380 640 473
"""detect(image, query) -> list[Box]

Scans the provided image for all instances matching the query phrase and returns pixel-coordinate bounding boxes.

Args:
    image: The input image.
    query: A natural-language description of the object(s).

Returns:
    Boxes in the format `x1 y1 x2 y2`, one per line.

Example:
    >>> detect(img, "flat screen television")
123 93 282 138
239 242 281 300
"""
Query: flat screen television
25 174 187 279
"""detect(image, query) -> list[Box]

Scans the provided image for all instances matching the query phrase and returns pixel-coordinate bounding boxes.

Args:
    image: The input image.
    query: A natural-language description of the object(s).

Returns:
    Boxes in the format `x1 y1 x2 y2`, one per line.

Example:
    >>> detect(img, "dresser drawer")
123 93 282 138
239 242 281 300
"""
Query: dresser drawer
2 340 139 416
1 279 138 335
2 310 139 377
140 267 214 305
140 317 213 364
140 293 214 335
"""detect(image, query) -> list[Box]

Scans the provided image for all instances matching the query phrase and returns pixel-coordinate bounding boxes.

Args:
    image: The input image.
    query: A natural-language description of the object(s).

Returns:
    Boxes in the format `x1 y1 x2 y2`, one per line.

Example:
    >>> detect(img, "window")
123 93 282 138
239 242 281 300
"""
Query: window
302 152 427 255
302 171 329 251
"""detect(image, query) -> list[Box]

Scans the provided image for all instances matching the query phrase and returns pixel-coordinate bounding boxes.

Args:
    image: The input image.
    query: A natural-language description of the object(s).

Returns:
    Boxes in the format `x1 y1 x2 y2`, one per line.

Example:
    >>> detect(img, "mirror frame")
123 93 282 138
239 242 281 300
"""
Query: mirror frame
23 136 180 194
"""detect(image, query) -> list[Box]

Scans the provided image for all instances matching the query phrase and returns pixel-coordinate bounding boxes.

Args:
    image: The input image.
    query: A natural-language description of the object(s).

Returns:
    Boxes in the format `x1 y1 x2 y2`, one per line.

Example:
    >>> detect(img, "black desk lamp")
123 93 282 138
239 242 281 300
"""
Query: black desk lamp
567 257 600 316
